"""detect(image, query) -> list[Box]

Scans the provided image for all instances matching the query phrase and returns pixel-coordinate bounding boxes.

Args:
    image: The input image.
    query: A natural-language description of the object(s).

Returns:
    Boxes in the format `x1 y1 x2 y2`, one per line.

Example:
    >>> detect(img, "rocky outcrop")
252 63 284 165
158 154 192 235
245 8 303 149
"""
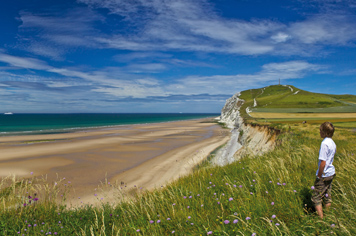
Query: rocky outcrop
212 93 277 166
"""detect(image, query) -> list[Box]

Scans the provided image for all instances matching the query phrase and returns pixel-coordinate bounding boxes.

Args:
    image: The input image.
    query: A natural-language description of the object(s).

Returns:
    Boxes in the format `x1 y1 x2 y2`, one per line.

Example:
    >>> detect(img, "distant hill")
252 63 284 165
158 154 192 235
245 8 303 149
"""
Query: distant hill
237 85 356 119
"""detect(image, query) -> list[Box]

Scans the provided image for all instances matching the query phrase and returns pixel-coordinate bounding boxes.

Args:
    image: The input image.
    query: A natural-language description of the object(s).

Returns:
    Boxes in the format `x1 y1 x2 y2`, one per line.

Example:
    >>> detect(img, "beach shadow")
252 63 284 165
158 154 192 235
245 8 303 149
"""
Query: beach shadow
300 186 315 214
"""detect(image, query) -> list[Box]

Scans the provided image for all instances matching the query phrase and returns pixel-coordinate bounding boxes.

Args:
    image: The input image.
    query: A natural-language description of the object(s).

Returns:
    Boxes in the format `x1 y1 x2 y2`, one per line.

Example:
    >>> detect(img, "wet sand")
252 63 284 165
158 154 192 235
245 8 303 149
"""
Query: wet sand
0 118 229 206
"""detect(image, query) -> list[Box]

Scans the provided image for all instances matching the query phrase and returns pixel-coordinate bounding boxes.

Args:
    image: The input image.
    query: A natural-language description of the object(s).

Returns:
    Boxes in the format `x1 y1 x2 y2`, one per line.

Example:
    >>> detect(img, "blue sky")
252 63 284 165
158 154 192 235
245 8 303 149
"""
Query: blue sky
0 0 356 113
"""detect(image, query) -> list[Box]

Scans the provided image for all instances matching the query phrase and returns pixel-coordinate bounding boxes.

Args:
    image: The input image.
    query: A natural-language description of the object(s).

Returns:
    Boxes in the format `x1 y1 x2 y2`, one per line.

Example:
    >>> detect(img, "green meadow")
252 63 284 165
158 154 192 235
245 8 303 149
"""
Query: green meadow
239 85 356 121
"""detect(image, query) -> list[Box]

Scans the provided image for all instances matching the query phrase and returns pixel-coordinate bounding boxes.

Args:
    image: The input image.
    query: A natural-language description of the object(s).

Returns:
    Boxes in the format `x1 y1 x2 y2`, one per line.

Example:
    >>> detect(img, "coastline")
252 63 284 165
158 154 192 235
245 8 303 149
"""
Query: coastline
0 118 229 206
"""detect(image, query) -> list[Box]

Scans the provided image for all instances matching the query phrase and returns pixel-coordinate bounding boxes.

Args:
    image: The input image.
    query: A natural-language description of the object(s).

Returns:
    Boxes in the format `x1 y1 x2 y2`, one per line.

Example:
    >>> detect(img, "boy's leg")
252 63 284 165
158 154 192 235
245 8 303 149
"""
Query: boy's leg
324 177 334 211
312 176 334 219
311 177 326 218
315 205 324 218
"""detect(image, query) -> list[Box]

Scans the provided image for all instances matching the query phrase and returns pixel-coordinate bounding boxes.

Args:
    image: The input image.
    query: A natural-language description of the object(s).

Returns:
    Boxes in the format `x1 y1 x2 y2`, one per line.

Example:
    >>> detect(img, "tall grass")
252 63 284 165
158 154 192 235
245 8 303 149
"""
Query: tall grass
1 123 356 235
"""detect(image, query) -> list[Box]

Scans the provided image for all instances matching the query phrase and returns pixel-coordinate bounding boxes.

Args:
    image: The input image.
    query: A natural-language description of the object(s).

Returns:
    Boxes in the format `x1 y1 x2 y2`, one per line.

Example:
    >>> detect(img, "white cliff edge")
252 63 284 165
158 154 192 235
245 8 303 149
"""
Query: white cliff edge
213 92 277 166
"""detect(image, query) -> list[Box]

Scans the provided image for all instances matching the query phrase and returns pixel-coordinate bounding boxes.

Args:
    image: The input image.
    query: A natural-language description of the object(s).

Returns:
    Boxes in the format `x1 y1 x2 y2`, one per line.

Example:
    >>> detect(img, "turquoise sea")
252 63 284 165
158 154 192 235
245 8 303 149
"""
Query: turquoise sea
0 113 219 136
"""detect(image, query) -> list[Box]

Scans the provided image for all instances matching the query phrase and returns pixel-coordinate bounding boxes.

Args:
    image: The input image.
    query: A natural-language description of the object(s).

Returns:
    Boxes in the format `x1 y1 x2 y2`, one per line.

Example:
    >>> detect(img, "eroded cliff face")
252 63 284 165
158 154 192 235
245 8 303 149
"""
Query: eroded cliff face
212 93 277 166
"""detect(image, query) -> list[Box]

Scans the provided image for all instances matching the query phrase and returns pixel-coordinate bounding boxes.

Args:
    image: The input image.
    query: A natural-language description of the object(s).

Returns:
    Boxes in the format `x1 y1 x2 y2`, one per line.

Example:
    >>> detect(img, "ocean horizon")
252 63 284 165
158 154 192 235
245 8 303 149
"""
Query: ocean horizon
0 113 220 136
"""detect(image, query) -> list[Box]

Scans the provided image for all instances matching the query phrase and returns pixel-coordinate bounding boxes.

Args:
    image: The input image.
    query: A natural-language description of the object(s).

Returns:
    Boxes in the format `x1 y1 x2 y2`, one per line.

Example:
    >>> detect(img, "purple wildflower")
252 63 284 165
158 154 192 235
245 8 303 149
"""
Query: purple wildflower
246 217 251 220
271 202 275 205
331 224 335 228
224 220 230 224
207 231 212 235
229 197 233 201
233 219 238 224
157 220 161 223
311 186 315 190
149 220 154 224
275 223 280 226
239 185 242 188
136 229 140 232
272 215 276 219
188 216 191 219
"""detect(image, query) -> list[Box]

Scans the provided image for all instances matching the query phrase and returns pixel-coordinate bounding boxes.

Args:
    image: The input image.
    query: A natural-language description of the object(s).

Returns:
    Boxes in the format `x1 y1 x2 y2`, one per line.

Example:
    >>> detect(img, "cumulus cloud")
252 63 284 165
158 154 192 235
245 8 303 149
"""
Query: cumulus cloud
165 61 322 95
75 0 356 56
0 52 323 100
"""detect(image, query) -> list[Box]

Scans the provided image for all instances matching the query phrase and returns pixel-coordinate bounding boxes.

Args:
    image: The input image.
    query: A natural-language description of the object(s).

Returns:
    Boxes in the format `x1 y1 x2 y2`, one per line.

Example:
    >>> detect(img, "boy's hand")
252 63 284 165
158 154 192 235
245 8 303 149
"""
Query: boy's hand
318 160 326 178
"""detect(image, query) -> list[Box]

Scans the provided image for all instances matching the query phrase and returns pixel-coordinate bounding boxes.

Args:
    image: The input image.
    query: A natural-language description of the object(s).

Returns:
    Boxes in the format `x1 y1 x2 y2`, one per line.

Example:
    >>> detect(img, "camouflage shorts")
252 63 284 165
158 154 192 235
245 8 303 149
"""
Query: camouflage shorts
311 174 335 206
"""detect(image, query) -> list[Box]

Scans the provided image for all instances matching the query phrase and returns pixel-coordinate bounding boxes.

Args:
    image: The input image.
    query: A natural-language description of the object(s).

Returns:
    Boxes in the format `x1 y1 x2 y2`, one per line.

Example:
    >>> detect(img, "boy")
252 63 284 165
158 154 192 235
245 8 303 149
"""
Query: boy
312 122 336 219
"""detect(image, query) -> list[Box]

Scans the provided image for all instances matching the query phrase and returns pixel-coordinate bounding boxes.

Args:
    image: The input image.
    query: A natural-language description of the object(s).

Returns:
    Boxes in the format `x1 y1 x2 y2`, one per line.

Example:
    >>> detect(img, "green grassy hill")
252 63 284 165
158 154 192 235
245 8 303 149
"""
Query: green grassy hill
238 85 356 120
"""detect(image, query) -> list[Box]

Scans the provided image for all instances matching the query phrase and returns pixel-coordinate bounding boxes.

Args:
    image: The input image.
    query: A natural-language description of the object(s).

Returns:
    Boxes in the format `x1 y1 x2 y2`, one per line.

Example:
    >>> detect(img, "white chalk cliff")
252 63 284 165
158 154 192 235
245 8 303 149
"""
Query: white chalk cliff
212 92 277 166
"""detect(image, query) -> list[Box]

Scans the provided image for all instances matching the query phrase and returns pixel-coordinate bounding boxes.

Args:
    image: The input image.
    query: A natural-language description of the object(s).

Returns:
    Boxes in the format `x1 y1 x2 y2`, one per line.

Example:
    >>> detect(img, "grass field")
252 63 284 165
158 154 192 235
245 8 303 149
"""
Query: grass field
251 106 356 113
250 112 356 119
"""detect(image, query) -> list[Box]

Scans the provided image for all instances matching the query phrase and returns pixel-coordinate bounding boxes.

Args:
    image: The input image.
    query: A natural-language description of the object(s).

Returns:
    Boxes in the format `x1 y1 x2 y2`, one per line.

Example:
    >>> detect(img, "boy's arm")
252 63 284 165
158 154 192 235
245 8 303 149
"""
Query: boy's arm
317 160 326 178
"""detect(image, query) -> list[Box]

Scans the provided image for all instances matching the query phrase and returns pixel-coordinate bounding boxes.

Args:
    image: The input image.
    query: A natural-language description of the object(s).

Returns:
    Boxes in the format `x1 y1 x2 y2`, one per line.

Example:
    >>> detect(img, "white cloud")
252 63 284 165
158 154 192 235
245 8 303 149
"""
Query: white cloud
0 51 323 98
289 15 356 45
271 32 291 43
17 8 103 58
13 0 356 60
165 61 322 95
0 53 51 70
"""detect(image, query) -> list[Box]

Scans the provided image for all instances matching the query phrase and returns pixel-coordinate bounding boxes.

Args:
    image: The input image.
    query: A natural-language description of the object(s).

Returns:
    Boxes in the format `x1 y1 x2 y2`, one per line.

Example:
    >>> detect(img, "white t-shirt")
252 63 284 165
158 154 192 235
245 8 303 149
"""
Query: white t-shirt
316 137 336 177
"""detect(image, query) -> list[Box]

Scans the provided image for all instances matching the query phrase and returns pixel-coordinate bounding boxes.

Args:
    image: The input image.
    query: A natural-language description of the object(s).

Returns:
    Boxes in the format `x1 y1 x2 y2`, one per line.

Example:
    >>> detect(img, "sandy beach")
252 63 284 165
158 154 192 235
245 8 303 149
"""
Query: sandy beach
0 118 229 206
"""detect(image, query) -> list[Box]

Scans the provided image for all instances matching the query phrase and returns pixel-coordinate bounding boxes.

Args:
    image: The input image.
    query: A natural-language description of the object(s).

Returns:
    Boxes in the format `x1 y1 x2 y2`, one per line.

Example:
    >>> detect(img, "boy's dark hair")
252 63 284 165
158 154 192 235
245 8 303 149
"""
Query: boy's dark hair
320 122 335 138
